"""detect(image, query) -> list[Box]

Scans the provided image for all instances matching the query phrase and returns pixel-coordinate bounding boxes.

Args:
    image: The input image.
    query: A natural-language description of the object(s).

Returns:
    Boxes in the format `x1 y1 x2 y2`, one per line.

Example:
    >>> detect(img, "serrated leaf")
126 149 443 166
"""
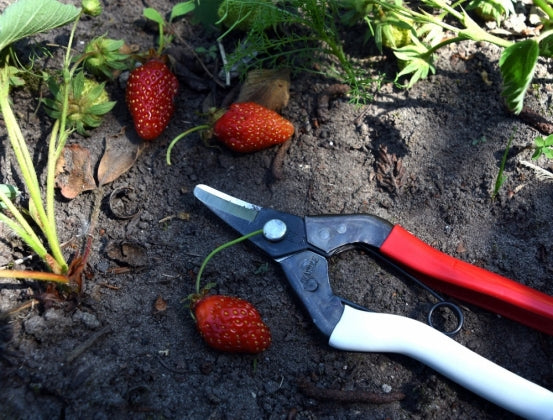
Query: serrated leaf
393 38 435 88
88 101 116 115
499 39 538 115
170 1 195 22
0 0 81 52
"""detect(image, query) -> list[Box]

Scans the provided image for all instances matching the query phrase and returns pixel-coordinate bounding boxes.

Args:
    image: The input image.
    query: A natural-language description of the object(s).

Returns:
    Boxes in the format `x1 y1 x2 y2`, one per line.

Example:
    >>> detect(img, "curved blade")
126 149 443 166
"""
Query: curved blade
194 184 261 223
193 184 308 258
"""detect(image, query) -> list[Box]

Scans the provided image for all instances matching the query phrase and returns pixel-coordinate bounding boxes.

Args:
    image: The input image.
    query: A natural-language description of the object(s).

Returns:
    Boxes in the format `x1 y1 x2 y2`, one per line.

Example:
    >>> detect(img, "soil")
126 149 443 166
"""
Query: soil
1 1 553 419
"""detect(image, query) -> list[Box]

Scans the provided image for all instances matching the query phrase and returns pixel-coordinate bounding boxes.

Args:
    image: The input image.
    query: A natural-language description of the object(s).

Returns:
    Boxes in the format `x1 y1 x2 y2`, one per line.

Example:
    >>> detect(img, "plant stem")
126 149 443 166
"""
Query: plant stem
0 189 47 257
44 120 68 273
195 229 264 294
166 124 210 165
534 0 553 21
0 269 68 283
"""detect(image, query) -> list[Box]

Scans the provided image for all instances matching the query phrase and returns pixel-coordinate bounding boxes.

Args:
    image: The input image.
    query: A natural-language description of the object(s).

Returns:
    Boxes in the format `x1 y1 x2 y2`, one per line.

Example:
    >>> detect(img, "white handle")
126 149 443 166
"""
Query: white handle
329 305 553 420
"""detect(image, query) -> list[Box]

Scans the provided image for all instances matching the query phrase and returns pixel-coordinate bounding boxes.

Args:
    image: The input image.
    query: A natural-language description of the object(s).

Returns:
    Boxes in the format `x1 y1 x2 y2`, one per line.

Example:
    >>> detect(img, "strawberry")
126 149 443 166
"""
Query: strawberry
192 294 271 354
125 58 178 140
213 102 294 153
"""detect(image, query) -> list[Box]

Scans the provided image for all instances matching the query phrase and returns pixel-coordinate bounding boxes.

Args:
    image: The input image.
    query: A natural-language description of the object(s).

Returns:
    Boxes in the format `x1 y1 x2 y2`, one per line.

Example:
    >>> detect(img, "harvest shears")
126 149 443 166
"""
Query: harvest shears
193 184 553 419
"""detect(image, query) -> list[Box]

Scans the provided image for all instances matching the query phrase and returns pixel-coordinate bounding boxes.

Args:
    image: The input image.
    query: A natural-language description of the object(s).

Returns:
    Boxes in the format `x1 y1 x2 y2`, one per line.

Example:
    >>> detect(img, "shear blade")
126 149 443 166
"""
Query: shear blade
194 184 261 223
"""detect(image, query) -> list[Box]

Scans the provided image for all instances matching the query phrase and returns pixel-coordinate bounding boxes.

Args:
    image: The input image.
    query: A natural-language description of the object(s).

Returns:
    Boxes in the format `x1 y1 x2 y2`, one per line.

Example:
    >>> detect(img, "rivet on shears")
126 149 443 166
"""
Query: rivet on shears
263 219 287 242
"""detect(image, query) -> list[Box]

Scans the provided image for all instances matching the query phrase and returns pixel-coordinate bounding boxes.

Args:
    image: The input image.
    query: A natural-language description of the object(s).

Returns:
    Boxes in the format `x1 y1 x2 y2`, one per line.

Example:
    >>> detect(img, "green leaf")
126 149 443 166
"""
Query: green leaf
539 32 553 58
0 184 20 209
499 39 539 115
393 38 435 88
193 0 224 26
0 0 81 52
143 7 165 26
532 134 553 159
170 1 196 22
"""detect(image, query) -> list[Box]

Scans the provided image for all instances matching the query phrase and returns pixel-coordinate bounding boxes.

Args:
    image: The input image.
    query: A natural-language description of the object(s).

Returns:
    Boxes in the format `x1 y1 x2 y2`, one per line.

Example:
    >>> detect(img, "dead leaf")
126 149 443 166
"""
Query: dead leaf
374 145 406 195
55 144 97 199
237 68 290 111
97 131 145 187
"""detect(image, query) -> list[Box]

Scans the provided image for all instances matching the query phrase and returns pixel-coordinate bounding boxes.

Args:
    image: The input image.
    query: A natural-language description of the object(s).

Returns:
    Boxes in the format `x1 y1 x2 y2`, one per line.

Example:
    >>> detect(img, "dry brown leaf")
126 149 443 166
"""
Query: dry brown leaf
55 144 97 199
97 132 145 187
237 68 290 111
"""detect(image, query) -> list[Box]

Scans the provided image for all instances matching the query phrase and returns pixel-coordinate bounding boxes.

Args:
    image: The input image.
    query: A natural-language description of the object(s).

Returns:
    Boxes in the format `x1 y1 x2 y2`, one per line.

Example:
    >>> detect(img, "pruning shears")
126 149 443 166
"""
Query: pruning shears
193 184 553 419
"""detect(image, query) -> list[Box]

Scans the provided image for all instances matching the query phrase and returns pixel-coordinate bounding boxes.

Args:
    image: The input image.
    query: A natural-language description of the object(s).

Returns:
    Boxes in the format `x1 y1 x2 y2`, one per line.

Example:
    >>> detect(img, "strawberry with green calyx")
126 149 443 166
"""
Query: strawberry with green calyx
125 57 179 140
43 71 115 136
189 229 272 354
83 36 132 79
166 102 294 164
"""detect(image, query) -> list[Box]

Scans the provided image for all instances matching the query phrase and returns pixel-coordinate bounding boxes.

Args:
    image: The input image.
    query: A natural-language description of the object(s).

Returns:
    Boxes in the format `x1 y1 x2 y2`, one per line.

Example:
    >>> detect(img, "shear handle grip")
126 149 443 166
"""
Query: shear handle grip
379 225 553 336
329 306 553 420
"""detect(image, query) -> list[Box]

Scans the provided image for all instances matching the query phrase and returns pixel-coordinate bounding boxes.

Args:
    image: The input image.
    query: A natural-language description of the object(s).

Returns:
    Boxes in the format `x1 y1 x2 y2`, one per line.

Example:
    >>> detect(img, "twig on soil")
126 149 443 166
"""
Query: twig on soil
297 378 405 404
271 138 293 180
66 324 112 363
516 107 553 135
0 254 35 270
519 160 553 181
0 299 40 320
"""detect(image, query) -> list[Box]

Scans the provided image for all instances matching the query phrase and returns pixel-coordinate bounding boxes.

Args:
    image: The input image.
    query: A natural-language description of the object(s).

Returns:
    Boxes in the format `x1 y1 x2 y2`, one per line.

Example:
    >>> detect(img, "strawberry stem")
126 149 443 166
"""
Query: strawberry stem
195 229 264 294
166 124 210 165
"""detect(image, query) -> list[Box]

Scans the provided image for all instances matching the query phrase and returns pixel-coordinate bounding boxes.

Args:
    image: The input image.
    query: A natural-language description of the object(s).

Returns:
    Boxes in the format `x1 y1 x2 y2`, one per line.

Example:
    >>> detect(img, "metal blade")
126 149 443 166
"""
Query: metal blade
193 184 261 223
193 184 309 258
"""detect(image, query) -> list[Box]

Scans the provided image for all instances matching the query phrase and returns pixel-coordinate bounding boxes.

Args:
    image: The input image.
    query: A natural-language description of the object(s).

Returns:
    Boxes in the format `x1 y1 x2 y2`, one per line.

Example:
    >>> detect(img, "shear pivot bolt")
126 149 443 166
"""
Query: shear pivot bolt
263 219 287 241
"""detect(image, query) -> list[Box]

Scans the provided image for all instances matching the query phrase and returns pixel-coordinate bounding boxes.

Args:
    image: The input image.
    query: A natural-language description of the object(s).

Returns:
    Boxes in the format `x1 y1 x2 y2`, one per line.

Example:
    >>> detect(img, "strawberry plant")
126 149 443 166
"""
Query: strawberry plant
189 229 272 354
0 0 123 287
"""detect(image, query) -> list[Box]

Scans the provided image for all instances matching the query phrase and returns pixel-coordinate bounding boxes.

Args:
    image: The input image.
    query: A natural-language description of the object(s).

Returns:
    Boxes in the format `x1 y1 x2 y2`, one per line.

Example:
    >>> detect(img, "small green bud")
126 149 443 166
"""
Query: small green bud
84 37 130 79
43 72 116 136
82 0 102 16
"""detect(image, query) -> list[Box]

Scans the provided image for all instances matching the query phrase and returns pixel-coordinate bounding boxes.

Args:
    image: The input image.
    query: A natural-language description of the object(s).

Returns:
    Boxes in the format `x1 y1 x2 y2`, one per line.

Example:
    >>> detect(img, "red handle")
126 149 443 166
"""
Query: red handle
379 225 553 336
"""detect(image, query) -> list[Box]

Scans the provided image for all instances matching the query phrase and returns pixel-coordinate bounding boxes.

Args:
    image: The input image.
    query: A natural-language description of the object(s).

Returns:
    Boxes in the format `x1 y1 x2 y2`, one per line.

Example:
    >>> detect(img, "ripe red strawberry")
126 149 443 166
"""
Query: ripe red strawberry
192 294 271 353
126 59 178 140
213 102 294 153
